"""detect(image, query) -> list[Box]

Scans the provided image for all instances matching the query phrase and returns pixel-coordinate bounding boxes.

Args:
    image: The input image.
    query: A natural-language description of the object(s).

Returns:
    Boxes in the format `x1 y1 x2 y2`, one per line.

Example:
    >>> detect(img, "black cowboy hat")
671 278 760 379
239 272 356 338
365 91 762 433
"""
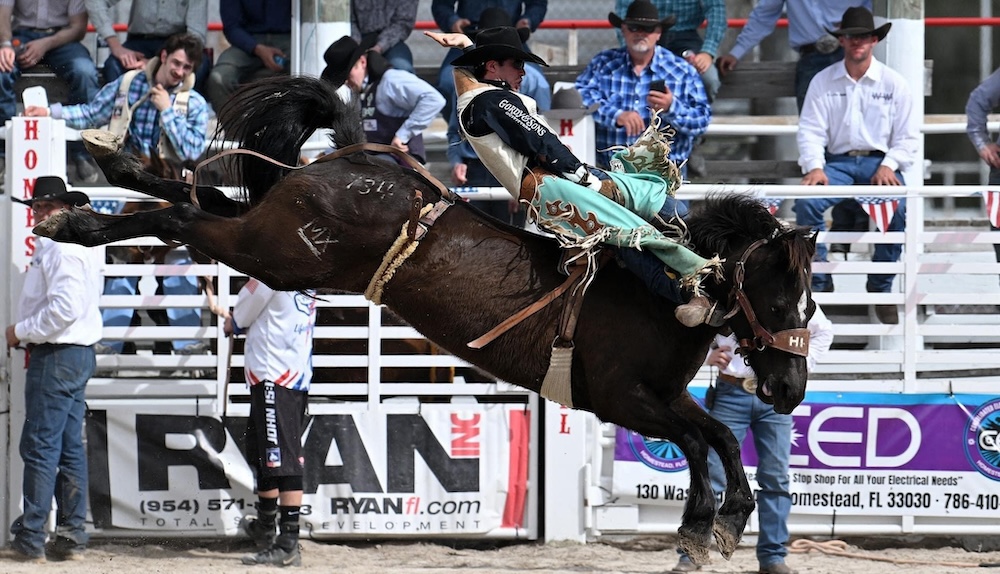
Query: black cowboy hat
451 26 548 68
543 86 598 120
321 34 378 88
828 6 891 41
11 176 90 207
608 0 676 31
465 7 530 43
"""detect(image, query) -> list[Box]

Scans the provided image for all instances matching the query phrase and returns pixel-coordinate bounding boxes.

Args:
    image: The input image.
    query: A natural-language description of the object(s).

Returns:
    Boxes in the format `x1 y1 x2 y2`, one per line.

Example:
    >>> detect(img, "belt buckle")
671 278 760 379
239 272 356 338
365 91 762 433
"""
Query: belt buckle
847 150 867 157
816 33 839 55
741 376 758 394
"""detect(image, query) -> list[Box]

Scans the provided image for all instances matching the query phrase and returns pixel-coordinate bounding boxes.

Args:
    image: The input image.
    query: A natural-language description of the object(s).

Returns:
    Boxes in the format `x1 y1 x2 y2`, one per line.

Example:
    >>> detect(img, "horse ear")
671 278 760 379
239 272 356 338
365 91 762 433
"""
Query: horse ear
806 229 819 256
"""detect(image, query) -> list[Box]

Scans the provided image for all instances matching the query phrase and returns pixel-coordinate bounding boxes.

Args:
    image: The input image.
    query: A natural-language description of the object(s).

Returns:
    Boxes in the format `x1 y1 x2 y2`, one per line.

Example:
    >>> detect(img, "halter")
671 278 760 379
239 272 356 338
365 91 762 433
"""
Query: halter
727 238 811 359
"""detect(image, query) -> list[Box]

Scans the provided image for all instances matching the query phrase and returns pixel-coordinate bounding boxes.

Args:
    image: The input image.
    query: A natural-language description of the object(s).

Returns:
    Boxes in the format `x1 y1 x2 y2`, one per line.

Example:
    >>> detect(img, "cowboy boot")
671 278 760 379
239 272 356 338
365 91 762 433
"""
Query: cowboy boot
675 296 726 328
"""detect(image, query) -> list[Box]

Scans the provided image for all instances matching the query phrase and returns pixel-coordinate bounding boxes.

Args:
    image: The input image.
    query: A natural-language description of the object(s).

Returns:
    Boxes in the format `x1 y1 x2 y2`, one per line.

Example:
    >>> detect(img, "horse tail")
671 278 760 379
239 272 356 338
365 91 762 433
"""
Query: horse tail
215 76 365 204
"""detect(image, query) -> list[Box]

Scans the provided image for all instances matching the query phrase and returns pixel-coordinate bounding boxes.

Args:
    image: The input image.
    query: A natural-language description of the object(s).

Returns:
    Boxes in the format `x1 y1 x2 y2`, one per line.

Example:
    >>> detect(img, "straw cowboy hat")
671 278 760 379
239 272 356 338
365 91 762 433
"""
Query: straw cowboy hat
828 6 891 41
11 176 90 207
320 34 378 87
451 26 548 68
543 87 598 120
608 0 676 31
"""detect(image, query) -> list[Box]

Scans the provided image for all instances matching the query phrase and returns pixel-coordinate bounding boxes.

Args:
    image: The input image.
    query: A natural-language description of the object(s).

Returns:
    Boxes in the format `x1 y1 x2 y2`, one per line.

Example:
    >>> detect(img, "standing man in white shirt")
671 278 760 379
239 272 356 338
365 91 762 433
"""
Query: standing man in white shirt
672 304 834 574
224 280 316 568
716 0 872 111
5 177 102 563
793 6 918 324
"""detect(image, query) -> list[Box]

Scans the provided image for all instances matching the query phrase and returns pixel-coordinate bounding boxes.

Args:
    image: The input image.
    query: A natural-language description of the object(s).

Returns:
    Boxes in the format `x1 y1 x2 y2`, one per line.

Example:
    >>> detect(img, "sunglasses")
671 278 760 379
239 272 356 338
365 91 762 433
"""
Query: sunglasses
843 33 876 41
626 23 658 34
504 59 525 71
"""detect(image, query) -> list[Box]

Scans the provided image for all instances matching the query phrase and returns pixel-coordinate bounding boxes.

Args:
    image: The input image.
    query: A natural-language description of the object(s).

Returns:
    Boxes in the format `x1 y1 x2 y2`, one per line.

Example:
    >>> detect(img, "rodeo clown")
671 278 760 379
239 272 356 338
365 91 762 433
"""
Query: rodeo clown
425 27 724 327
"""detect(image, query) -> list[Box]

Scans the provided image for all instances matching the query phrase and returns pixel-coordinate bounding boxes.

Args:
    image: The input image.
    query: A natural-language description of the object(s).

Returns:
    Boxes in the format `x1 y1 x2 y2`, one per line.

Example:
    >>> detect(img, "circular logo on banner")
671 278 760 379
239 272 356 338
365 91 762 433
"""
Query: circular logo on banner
626 430 688 472
965 398 1000 481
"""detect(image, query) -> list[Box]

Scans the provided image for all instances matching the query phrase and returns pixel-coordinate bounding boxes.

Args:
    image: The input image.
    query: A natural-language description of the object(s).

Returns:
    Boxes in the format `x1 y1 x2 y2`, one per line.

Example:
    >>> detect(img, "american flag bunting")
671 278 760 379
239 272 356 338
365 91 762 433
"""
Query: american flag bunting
856 196 899 233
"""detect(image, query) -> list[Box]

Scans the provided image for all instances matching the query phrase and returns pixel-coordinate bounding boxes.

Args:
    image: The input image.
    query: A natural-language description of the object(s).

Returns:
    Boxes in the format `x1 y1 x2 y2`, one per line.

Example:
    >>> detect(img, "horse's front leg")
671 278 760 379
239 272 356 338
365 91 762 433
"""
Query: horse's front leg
676 395 755 559
81 130 245 217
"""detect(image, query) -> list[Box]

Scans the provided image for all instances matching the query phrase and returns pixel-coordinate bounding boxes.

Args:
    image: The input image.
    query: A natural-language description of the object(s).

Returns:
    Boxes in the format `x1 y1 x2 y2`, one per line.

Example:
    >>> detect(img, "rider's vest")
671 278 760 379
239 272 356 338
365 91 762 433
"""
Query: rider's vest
455 69 548 198
108 57 194 164
360 78 427 164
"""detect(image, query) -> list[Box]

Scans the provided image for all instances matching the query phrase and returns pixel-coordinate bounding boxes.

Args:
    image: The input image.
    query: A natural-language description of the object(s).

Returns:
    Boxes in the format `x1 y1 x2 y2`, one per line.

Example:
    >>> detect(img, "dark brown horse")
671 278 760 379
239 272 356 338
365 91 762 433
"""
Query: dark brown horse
36 76 815 564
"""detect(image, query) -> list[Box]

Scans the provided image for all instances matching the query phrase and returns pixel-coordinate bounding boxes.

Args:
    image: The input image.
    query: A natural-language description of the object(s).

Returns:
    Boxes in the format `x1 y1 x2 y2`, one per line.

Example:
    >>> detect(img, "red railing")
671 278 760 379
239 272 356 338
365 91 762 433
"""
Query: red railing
89 16 1000 35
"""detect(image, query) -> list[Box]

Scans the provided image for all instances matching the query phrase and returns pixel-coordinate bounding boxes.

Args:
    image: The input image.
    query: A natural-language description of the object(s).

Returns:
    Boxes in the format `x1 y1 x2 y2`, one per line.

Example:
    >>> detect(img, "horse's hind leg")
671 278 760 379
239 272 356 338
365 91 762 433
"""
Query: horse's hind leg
81 130 245 217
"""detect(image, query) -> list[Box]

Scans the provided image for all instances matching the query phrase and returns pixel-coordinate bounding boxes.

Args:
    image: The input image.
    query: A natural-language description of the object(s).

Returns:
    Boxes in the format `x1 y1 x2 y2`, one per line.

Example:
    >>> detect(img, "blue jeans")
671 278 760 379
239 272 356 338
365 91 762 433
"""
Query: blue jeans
793 154 906 293
0 29 100 160
101 257 202 352
616 194 689 303
659 28 720 102
102 36 213 93
11 344 96 554
795 48 843 111
706 381 793 568
205 33 291 112
381 41 414 74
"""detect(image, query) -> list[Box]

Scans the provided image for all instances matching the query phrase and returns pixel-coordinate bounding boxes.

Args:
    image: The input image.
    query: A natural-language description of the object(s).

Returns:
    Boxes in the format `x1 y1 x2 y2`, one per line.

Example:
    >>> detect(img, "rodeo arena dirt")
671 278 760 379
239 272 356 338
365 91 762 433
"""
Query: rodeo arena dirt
1 535 1000 573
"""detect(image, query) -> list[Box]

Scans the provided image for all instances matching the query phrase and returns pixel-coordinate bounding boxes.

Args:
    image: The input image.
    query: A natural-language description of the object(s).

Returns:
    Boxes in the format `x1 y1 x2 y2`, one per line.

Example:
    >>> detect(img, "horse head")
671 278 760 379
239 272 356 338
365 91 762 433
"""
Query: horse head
687 195 817 414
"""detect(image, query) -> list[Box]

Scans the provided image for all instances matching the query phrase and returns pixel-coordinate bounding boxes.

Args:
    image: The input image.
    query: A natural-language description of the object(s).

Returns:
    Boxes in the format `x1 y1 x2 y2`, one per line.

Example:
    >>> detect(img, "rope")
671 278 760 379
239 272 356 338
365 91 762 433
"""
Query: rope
789 538 987 568
364 204 434 304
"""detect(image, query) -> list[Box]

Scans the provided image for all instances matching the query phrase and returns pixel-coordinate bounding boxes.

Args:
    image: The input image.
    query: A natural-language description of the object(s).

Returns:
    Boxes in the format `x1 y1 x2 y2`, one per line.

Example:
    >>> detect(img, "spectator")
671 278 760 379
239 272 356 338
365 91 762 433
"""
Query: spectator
206 0 290 113
26 32 208 176
576 0 710 174
6 177 102 563
85 0 211 91
0 0 101 182
225 280 316 568
965 65 1000 270
26 32 210 355
794 6 918 325
447 7 550 224
351 0 418 73
716 0 872 111
432 0 548 120
321 35 444 164
612 0 724 101
426 27 724 327
671 304 834 574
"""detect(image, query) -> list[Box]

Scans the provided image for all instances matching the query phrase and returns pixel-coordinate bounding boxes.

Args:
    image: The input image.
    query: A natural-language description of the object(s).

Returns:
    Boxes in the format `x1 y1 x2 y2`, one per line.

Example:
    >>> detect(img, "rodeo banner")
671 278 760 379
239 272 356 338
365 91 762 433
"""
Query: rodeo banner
83 400 531 537
612 391 1000 518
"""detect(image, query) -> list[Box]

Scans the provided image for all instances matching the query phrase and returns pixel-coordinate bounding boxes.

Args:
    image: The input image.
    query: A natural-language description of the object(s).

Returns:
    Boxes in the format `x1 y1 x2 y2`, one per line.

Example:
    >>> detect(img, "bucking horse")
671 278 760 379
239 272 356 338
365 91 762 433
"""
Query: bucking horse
34 76 817 564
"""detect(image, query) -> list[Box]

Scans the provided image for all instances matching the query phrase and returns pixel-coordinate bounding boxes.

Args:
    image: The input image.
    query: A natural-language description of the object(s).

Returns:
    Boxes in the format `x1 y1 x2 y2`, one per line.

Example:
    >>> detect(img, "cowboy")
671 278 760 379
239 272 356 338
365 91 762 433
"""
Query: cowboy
7 177 102 562
425 27 724 327
794 6 918 325
320 35 444 164
578 0 710 171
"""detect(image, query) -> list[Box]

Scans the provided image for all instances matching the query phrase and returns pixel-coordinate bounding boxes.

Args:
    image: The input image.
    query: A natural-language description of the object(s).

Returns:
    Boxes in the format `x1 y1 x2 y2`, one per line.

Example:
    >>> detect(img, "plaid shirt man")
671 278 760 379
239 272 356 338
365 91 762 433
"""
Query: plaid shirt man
576 45 710 167
53 71 209 162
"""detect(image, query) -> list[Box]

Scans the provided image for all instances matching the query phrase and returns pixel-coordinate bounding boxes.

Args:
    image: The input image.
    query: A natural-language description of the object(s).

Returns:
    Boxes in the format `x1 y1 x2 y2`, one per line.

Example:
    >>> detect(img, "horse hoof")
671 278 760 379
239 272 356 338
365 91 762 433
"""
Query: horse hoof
711 516 745 559
33 209 68 238
677 531 711 566
81 129 122 157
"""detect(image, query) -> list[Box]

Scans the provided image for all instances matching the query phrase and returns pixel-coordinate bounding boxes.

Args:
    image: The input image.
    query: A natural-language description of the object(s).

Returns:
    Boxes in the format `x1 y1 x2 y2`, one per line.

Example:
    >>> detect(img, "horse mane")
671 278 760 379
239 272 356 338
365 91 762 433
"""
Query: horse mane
686 193 812 279
213 76 366 205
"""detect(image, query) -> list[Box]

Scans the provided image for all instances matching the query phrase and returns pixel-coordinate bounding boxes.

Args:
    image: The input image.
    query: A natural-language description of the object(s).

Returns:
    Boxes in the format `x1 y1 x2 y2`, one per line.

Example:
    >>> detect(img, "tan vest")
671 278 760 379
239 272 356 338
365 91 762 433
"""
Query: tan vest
454 69 556 198
108 57 195 164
